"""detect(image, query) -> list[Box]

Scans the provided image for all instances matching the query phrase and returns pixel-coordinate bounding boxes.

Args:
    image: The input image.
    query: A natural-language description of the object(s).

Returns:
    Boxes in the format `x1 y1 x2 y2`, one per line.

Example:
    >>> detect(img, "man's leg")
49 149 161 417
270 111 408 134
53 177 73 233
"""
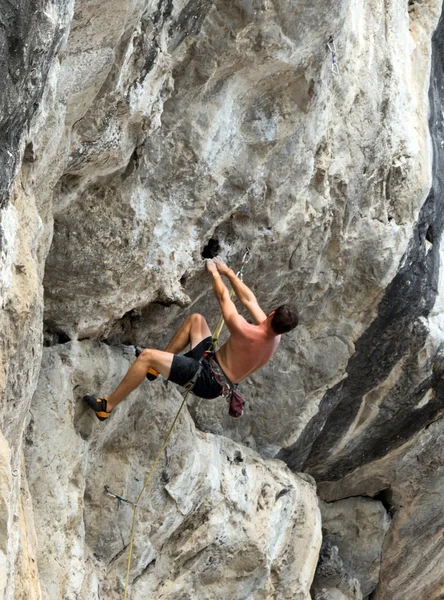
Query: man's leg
138 313 211 379
164 313 211 353
84 313 211 419
106 348 174 410
106 348 174 412
105 314 210 410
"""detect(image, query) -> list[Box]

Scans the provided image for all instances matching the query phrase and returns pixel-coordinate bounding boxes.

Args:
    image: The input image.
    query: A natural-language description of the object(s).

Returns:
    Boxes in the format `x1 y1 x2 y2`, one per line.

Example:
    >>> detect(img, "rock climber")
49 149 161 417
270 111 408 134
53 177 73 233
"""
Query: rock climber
83 257 299 420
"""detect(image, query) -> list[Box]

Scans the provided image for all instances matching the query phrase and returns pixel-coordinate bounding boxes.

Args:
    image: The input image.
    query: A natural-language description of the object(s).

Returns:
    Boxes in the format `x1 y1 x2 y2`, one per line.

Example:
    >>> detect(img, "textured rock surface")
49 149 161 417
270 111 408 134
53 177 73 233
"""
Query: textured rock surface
37 0 439 460
317 418 444 600
311 542 363 600
316 498 390 598
1 0 444 598
277 16 444 600
278 0 444 482
26 342 321 599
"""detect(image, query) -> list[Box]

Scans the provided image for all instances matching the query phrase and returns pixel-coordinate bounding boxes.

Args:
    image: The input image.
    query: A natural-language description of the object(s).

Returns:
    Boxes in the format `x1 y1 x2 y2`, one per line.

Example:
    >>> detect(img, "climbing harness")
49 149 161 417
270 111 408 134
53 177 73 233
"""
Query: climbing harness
204 353 246 418
327 36 339 75
106 248 252 600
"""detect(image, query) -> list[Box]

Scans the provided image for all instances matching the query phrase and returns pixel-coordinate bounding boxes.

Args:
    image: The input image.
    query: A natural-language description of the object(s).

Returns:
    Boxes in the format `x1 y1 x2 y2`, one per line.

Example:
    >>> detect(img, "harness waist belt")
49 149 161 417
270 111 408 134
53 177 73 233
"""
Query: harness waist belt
205 353 235 397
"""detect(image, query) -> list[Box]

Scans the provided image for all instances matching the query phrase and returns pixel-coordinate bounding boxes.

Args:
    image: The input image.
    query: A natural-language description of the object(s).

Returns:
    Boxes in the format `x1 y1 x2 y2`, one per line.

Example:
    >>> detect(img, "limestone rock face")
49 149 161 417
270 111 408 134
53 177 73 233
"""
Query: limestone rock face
26 342 321 599
312 542 363 600
1 0 444 598
315 498 390 598
317 418 444 600
39 0 441 459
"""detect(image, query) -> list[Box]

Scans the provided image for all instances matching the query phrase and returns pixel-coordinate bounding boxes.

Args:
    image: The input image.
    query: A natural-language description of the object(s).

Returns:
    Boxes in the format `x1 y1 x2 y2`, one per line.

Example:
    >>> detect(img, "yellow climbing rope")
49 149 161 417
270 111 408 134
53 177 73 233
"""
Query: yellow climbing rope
123 390 190 599
122 250 251 599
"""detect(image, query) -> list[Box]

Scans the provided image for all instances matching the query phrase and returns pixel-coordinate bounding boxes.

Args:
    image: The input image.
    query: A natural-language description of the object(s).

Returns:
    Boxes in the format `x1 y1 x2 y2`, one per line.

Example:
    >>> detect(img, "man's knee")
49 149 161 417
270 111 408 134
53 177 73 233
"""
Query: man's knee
137 348 153 364
189 313 206 326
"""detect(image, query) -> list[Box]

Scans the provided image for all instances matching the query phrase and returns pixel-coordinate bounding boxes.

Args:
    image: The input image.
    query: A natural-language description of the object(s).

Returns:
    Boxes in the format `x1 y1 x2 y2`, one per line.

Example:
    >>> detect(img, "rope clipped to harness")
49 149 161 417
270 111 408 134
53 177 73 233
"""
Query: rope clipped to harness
120 248 252 600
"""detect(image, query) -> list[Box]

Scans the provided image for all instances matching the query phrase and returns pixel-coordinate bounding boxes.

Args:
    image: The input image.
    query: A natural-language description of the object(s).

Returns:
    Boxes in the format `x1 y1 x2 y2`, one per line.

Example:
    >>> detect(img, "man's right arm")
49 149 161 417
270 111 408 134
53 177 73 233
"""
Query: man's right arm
214 258 267 325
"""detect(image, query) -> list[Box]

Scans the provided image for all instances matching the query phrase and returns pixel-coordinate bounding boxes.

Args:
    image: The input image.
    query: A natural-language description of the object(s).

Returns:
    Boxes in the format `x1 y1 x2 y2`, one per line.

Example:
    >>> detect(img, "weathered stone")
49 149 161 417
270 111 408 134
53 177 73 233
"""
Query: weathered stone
318 498 390 597
312 542 363 600
279 0 444 481
39 0 439 459
0 432 10 598
0 0 70 206
316 417 444 600
25 342 321 599
1 0 444 598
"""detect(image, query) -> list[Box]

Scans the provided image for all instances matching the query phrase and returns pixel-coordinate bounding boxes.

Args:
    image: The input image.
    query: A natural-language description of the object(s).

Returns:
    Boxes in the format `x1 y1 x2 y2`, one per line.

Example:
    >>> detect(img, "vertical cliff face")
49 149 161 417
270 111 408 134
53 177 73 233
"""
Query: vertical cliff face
295 8 444 599
1 0 444 598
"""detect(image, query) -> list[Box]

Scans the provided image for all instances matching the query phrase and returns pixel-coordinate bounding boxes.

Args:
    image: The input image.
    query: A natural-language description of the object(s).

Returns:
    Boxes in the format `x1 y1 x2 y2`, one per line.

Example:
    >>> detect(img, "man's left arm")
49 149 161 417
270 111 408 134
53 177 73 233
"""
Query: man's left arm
206 260 241 330
213 257 267 325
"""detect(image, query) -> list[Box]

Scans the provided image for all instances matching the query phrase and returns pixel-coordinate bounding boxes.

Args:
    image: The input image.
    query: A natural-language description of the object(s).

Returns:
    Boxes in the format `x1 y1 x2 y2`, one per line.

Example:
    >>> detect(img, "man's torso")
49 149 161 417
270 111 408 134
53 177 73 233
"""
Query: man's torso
215 318 280 383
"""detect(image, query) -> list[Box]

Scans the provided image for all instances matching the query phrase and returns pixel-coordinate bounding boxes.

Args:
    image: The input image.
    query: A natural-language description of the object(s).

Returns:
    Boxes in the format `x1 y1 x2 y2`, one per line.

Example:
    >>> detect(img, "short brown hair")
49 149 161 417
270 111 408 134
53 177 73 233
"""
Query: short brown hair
270 304 299 334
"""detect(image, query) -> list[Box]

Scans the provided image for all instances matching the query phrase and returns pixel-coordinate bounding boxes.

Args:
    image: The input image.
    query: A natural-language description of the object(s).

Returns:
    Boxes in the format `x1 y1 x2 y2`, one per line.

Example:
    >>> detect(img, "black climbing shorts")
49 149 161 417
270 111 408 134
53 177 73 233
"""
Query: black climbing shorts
169 336 223 399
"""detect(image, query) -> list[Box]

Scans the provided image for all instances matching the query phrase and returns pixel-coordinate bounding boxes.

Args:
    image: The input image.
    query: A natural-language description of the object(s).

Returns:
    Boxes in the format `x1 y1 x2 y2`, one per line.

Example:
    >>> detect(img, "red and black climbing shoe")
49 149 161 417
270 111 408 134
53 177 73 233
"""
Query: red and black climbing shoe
135 347 159 381
83 395 110 421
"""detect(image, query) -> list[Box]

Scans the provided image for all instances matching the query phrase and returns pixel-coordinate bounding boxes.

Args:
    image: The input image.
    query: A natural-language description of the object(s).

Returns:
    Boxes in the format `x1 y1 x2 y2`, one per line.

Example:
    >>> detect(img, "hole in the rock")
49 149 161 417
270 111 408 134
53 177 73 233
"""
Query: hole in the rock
124 308 143 323
43 324 72 347
24 142 36 163
275 487 291 501
233 451 244 464
426 224 434 244
180 274 187 287
202 237 220 259
153 298 175 308
59 174 82 194
372 488 395 517
144 46 158 75
153 0 173 24
121 148 139 182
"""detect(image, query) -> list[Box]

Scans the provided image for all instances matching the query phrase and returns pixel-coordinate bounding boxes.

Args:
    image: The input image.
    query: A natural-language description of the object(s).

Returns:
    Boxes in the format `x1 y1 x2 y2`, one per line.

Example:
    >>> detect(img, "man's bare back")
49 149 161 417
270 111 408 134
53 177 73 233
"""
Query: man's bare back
216 316 280 383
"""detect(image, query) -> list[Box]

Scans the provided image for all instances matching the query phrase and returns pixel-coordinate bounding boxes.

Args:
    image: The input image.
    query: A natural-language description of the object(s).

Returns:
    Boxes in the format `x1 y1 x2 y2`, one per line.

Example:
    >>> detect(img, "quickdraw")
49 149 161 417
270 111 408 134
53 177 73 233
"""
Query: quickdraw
104 485 138 507
327 36 339 75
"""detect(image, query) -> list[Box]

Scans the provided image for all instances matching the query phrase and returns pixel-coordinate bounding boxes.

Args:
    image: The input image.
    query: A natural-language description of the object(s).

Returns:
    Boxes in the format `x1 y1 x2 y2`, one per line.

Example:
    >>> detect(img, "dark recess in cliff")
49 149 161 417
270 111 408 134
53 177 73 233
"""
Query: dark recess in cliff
278 8 444 481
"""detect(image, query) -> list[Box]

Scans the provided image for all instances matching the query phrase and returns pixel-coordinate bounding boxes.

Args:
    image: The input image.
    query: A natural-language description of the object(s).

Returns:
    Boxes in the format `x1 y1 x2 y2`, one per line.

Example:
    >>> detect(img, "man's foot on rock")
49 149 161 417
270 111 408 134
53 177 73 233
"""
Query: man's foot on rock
83 395 110 421
135 347 159 381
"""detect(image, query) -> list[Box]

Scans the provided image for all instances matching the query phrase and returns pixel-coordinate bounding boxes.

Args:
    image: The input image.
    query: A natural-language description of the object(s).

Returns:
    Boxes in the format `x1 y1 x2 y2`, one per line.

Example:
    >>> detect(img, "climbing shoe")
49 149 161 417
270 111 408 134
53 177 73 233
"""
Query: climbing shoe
83 395 110 421
135 347 159 381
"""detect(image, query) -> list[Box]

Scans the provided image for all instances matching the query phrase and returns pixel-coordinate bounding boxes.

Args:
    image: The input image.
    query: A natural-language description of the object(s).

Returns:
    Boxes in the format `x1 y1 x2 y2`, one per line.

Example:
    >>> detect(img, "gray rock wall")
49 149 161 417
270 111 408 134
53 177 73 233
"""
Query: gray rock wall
27 342 321 599
0 0 444 598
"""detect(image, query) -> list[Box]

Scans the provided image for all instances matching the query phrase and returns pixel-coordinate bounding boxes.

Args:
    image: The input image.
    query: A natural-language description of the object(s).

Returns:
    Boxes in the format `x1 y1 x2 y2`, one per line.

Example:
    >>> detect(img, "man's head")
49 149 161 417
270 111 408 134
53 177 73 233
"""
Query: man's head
269 303 299 335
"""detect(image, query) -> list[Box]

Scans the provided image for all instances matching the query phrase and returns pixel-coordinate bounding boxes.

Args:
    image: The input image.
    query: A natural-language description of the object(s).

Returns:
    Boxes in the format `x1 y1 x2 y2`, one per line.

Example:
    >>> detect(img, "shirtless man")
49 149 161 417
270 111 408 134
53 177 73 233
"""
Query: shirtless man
83 257 298 420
